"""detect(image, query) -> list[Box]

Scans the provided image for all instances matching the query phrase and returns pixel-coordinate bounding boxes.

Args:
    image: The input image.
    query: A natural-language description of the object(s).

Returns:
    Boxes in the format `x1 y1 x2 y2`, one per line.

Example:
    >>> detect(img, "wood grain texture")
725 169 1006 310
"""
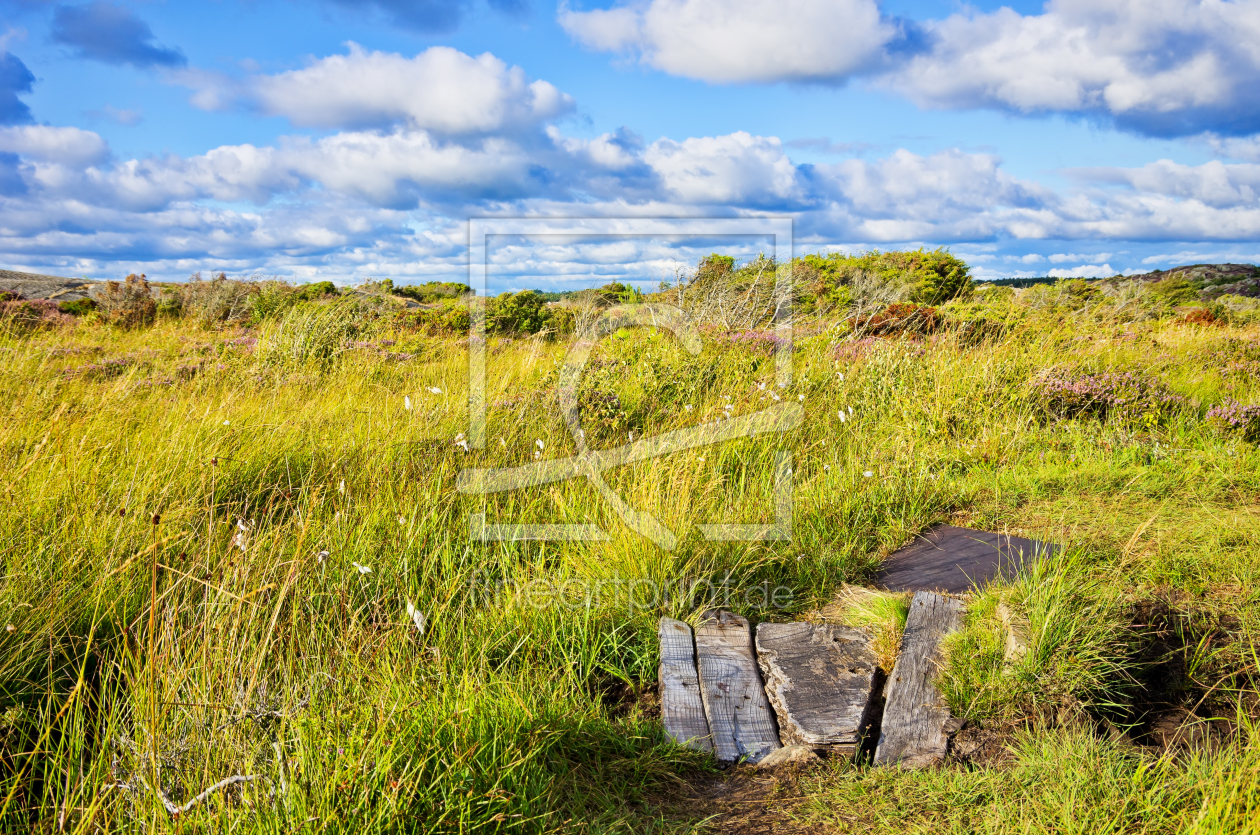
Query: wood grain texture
874 591 965 768
875 524 1055 594
755 622 878 756
657 617 713 753
695 610 781 764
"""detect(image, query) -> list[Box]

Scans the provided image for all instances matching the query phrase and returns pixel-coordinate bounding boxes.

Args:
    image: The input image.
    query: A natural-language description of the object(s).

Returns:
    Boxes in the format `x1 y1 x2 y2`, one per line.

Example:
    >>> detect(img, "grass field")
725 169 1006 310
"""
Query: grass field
2 271 1259 832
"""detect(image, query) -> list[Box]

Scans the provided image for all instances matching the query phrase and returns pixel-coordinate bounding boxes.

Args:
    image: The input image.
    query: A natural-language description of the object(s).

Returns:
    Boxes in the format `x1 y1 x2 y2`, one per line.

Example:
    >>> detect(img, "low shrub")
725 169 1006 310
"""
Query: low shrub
1031 368 1185 427
57 298 97 317
486 291 575 337
398 300 470 335
174 272 257 327
801 248 972 306
855 302 941 336
1206 401 1260 442
1 298 76 331
94 274 156 329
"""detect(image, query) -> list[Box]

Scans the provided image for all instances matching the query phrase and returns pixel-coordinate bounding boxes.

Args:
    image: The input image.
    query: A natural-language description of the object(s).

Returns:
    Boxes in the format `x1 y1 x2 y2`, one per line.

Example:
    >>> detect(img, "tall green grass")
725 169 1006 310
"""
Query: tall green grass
0 295 1257 831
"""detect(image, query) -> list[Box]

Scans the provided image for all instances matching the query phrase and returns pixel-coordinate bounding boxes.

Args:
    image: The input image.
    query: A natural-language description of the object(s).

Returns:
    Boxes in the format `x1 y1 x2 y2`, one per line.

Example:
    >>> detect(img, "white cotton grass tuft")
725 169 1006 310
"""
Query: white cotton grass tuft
223 419 230 426
338 479 346 494
316 550 329 563
352 562 372 574
427 386 442 394
838 411 847 423
404 395 412 410
406 598 426 635
863 471 874 478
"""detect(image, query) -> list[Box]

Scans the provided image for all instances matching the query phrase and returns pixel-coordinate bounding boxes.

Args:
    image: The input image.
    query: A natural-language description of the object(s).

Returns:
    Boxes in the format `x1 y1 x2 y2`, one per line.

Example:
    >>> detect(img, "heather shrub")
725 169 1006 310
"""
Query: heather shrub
0 298 75 332
1031 368 1186 427
95 273 156 329
1206 401 1260 442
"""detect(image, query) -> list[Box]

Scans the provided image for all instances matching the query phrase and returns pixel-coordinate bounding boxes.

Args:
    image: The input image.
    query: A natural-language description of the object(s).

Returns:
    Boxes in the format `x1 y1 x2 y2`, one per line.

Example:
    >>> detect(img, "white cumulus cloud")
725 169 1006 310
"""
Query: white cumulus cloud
882 0 1260 137
559 0 897 83
183 44 574 134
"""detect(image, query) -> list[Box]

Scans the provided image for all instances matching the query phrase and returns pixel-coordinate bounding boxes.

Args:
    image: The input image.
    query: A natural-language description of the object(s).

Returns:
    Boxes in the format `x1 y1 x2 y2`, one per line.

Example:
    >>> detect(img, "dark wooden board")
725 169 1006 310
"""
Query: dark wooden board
657 617 713 753
874 591 964 768
875 524 1054 594
695 610 781 764
755 622 878 756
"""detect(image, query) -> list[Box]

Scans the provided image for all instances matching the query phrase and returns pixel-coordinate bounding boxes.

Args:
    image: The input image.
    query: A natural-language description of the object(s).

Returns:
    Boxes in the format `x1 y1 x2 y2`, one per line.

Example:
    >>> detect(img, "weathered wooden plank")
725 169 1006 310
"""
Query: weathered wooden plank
873 591 965 768
657 617 713 753
875 524 1054 594
755 622 878 756
694 610 781 764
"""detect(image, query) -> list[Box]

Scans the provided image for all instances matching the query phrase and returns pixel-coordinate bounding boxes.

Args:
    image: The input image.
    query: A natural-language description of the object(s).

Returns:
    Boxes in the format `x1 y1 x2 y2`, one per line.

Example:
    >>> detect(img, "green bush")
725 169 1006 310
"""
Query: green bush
486 291 576 337
56 298 97 317
800 248 972 306
392 281 468 303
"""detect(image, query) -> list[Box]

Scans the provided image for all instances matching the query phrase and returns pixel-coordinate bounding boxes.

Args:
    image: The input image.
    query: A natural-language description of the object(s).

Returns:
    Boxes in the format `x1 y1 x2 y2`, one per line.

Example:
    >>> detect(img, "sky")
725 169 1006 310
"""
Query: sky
1 0 1259 291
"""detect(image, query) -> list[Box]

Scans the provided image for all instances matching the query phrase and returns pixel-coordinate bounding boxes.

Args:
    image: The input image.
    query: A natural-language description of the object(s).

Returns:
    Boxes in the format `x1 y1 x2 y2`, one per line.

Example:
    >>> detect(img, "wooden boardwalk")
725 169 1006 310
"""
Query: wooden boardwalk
659 526 1041 767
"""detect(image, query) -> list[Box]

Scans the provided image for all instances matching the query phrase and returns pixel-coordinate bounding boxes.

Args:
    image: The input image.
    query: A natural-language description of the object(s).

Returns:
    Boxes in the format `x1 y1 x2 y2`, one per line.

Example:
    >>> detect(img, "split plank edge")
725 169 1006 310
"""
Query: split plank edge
657 617 713 753
695 610 781 764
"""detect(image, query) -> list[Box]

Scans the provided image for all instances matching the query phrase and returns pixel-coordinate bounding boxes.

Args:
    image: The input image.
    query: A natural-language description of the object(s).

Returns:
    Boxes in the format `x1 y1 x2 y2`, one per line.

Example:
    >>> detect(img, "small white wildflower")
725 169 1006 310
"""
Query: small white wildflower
232 531 248 551
798 394 805 401
770 391 781 401
535 439 544 450
427 386 442 394
338 479 345 494
406 598 426 635
838 372 845 381
223 419 230 426
455 439 469 451
397 515 406 524
316 550 329 563
404 395 411 410
4 624 13 633
838 411 847 423
848 406 854 416
533 450 541 459
863 470 873 478
758 382 766 391
352 562 372 574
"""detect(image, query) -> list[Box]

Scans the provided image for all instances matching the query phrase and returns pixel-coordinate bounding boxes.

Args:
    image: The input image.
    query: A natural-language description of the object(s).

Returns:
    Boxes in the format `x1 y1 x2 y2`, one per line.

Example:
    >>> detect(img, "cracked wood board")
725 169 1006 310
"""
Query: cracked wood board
755 622 878 756
874 591 964 768
695 610 781 764
875 524 1054 594
658 617 713 753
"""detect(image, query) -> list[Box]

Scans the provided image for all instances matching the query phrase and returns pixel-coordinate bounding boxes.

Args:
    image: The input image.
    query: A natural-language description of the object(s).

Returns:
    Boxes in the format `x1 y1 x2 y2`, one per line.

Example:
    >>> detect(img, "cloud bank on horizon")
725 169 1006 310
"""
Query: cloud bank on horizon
0 0 1258 289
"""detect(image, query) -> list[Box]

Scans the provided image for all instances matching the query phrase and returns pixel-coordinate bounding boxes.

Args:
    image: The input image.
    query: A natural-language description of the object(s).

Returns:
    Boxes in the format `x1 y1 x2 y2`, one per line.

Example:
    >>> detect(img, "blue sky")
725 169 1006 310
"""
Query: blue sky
2 0 1259 290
